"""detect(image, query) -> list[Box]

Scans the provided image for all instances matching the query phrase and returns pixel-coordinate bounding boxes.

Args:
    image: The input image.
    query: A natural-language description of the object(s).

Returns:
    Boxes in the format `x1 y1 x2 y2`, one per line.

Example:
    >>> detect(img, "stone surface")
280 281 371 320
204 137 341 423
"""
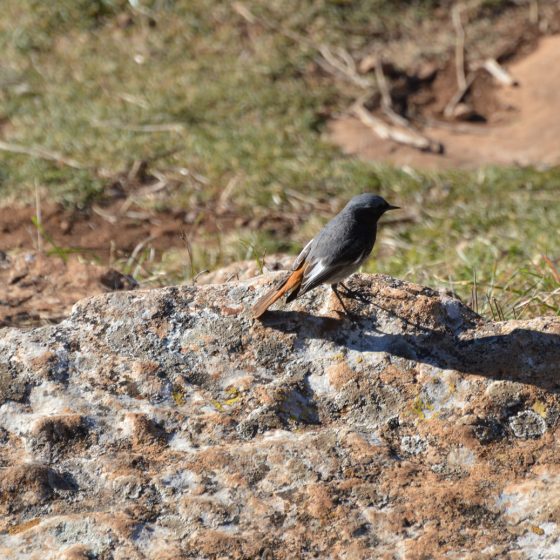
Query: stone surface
197 255 293 285
0 273 559 559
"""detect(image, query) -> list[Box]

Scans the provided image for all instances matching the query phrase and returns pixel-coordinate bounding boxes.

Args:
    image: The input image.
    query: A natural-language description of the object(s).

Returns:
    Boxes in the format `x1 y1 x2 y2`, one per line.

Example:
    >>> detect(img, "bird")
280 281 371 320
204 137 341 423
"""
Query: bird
251 193 399 319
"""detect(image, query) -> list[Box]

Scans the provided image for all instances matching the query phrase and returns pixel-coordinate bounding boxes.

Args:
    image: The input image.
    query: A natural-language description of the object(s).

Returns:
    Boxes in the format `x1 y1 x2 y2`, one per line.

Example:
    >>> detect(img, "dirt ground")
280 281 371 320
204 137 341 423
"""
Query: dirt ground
329 35 560 169
0 159 300 327
0 251 113 328
0 199 191 327
0 196 298 327
0 202 190 257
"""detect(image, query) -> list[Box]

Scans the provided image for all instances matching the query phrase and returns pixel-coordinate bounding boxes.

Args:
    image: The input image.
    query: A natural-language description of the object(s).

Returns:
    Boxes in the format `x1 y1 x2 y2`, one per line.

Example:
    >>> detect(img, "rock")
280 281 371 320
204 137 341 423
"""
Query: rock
400 434 427 455
99 269 139 291
0 463 75 512
31 414 90 461
0 363 27 404
197 254 293 285
509 410 547 439
0 273 559 558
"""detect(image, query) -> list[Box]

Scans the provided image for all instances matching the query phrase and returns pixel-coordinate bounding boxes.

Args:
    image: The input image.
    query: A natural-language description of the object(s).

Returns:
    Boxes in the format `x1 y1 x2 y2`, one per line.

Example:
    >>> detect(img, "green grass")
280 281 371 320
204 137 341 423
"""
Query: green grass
361 165 560 319
0 0 558 319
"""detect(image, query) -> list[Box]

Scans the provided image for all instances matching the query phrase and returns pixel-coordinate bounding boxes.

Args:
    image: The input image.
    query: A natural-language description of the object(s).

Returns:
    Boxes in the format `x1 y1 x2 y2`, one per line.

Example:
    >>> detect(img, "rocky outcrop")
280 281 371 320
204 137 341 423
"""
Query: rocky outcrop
0 273 559 559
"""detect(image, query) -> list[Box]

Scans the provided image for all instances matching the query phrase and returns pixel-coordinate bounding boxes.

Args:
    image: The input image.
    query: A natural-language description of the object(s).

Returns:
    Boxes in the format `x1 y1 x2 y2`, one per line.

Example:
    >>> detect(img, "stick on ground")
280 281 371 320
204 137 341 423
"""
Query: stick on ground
0 140 86 170
352 103 443 154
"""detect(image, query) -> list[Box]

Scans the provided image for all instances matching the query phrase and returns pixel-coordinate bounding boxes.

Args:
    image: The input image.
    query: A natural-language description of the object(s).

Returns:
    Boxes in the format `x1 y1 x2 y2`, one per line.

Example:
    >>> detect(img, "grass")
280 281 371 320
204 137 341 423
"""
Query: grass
1 0 558 320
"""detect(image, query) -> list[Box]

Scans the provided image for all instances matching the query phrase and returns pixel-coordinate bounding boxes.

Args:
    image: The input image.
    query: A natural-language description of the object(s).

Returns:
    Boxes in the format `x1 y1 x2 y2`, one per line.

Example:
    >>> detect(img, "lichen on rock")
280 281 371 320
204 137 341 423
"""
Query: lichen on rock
0 273 559 558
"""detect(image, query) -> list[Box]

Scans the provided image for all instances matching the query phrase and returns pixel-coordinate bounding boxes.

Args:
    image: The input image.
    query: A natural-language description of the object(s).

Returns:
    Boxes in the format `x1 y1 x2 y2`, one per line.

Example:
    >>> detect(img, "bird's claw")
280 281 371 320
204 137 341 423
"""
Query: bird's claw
338 283 371 304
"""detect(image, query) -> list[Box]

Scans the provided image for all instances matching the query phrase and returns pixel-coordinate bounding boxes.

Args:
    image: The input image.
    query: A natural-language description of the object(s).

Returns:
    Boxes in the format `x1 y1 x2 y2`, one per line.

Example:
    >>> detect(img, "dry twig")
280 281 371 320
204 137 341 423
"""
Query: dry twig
127 235 157 269
92 205 119 225
192 270 210 285
480 58 518 86
217 174 242 214
444 73 475 118
444 4 471 118
529 0 539 24
352 102 443 153
542 255 560 284
452 4 467 92
232 2 312 48
0 140 86 170
317 45 372 88
374 60 412 129
374 59 392 111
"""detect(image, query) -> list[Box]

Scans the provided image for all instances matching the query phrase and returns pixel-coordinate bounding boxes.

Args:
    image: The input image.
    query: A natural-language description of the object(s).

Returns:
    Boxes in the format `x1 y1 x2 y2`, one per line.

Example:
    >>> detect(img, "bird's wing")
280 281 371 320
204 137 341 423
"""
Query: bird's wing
299 233 372 294
293 211 375 294
291 238 314 271
299 255 356 294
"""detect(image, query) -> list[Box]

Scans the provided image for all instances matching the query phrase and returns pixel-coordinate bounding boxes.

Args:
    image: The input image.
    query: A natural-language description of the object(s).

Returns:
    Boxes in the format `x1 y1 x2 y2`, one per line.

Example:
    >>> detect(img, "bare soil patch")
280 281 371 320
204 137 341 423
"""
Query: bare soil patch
0 202 190 257
329 34 560 169
0 251 114 328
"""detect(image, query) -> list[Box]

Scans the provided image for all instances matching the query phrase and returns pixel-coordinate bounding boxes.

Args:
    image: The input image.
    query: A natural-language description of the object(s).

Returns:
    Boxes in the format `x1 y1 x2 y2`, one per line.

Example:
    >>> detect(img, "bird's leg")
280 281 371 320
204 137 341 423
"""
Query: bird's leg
338 281 370 304
331 284 359 322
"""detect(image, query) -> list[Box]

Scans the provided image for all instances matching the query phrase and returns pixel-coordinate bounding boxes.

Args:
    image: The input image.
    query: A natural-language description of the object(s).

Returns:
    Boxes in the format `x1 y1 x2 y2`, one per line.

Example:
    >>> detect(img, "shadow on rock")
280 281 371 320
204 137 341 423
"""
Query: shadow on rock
260 310 560 392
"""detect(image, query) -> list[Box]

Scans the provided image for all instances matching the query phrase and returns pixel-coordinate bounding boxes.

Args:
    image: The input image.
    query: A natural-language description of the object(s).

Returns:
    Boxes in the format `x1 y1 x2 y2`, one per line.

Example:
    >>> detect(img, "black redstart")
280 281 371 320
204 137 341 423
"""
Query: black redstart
252 193 399 318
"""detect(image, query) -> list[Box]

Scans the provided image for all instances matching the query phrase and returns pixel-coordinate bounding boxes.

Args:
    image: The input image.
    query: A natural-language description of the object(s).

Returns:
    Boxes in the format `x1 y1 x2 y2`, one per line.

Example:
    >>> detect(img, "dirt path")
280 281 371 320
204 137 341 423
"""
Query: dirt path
329 35 560 169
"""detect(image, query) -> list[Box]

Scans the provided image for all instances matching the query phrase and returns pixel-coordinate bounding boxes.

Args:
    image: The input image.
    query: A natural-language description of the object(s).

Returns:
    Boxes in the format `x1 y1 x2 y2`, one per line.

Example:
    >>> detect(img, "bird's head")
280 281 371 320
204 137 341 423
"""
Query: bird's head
344 193 399 220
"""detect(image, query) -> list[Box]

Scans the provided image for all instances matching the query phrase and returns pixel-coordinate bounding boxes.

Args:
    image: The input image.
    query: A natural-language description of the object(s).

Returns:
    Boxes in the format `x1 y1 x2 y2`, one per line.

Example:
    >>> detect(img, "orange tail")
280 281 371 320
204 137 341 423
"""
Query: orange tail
251 265 305 319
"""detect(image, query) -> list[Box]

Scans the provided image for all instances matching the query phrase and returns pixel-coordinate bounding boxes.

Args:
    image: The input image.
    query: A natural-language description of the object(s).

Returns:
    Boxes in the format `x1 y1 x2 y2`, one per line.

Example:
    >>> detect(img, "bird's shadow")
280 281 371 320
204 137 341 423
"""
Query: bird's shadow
259 308 560 392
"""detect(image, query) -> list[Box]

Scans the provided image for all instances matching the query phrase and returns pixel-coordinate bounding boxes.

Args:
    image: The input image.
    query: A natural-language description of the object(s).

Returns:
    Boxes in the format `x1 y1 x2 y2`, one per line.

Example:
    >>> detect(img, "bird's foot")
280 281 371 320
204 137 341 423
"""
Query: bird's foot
331 284 361 325
338 282 371 304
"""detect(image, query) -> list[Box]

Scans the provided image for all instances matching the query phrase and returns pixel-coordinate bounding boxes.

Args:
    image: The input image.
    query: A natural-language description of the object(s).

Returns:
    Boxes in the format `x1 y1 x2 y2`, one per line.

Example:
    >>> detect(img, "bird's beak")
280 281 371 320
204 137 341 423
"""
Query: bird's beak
386 204 400 211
